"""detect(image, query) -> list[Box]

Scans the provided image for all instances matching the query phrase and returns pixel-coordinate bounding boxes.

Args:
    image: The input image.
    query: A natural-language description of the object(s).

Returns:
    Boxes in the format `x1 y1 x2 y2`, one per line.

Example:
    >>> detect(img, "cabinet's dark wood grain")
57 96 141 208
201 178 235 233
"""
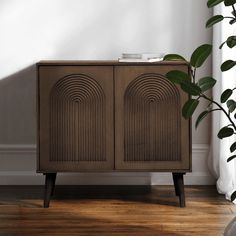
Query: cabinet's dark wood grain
114 65 190 171
37 61 191 207
38 66 114 172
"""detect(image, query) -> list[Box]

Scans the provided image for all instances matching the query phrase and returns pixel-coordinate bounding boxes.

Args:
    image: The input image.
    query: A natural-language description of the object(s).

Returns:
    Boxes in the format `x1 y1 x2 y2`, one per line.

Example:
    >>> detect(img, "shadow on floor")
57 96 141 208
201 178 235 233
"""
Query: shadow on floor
0 185 182 207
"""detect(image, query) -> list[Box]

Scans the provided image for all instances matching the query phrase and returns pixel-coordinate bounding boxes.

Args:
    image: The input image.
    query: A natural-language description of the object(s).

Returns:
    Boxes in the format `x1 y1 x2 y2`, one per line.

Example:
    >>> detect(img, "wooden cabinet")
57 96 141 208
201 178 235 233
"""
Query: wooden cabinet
37 61 191 208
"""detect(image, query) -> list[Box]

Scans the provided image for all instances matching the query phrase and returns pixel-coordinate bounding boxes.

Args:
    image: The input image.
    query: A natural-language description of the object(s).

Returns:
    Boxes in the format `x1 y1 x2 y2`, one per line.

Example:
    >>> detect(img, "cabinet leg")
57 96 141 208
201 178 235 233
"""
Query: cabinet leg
172 173 179 196
172 173 186 207
44 173 57 208
51 173 57 197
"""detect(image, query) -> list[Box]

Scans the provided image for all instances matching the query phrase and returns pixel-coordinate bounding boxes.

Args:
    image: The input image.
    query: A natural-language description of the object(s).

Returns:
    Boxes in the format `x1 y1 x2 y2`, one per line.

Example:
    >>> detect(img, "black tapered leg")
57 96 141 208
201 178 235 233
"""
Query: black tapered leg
51 173 57 197
172 173 186 207
172 173 180 196
44 173 56 208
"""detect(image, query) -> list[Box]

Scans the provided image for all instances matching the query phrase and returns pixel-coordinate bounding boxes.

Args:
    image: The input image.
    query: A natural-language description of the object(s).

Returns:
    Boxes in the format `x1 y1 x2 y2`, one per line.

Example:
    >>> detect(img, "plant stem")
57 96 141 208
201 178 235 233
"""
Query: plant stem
232 4 236 17
211 108 221 112
190 68 194 79
193 67 196 83
201 94 236 131
224 16 235 19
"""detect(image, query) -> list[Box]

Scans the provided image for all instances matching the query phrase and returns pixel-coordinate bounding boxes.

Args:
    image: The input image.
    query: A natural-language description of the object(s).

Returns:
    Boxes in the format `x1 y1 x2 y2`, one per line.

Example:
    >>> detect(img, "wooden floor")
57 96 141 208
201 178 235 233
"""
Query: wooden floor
0 185 235 236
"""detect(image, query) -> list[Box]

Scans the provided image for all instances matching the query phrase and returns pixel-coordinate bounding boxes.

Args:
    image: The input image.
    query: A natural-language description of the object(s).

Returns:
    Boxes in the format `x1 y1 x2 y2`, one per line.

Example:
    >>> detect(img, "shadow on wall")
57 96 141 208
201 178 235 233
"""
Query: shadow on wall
0 65 36 144
0 64 152 185
0 0 211 145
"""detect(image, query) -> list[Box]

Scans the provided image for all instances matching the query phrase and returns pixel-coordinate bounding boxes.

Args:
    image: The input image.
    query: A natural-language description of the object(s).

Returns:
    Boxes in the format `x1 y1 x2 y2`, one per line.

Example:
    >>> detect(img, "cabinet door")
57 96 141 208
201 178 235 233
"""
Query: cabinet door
115 65 191 171
38 66 114 172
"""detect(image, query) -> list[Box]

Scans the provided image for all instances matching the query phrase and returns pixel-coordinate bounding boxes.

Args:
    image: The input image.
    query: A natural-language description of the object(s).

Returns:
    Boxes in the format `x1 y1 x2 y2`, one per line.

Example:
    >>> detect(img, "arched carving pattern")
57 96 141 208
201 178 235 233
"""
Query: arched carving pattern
50 74 106 162
124 73 181 162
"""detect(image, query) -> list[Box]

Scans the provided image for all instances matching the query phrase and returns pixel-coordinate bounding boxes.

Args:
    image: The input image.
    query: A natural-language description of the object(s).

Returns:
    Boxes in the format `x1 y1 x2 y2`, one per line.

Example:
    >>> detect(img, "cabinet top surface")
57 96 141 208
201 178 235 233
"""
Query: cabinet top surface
37 60 189 66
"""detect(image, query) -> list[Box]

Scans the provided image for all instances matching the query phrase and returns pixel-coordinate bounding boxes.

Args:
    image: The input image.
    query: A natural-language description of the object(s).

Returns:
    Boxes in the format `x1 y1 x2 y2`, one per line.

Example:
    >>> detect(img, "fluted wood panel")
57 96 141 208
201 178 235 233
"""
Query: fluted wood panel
115 65 190 171
124 73 181 162
50 74 106 162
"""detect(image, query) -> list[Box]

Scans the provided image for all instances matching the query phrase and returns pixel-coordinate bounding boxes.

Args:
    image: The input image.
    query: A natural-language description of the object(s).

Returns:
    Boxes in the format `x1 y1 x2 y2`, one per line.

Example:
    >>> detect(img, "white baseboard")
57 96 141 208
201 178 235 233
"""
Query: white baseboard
0 144 215 185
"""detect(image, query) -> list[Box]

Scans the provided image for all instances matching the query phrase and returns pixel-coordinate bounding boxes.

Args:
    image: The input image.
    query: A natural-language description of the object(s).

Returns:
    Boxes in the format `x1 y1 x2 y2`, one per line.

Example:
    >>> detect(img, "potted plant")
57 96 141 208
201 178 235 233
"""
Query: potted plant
163 0 236 202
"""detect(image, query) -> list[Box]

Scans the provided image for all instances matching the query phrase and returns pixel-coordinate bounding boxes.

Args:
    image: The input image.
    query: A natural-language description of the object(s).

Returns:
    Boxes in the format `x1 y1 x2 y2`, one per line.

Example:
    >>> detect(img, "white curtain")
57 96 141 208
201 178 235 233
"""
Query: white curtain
209 4 236 203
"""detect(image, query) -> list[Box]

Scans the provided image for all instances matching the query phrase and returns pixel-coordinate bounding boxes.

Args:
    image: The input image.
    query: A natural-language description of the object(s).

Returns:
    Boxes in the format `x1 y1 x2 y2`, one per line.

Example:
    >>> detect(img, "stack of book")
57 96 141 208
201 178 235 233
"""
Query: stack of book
118 53 164 63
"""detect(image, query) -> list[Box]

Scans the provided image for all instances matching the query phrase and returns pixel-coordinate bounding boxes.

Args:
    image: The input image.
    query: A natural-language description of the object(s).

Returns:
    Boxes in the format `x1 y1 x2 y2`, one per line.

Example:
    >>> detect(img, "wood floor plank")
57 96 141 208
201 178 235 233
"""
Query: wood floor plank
0 186 235 236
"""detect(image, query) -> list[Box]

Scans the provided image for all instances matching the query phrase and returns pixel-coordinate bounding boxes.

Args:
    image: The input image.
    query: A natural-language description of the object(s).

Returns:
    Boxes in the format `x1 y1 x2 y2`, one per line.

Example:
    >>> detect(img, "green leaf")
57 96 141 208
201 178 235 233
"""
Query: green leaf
220 36 236 49
224 0 236 6
190 44 212 68
234 113 236 119
217 126 234 139
221 60 236 71
206 15 224 28
195 111 209 129
182 99 199 119
180 80 201 96
227 155 236 162
232 10 236 17
165 70 190 84
221 89 233 103
231 191 236 201
207 0 224 7
230 142 236 152
227 100 235 106
163 54 186 61
226 36 236 48
227 99 236 112
230 19 236 24
198 77 216 92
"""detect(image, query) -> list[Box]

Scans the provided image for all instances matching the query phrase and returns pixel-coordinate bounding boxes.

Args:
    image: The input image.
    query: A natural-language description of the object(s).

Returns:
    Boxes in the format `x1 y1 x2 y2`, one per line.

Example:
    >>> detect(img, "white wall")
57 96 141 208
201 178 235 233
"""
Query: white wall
0 0 214 185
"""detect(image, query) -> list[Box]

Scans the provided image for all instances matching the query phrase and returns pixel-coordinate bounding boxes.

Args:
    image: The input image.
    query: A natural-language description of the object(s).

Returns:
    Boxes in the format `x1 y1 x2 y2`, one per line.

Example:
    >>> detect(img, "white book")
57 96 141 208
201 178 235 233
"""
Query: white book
141 53 165 60
122 53 142 59
119 53 165 62
118 57 163 63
